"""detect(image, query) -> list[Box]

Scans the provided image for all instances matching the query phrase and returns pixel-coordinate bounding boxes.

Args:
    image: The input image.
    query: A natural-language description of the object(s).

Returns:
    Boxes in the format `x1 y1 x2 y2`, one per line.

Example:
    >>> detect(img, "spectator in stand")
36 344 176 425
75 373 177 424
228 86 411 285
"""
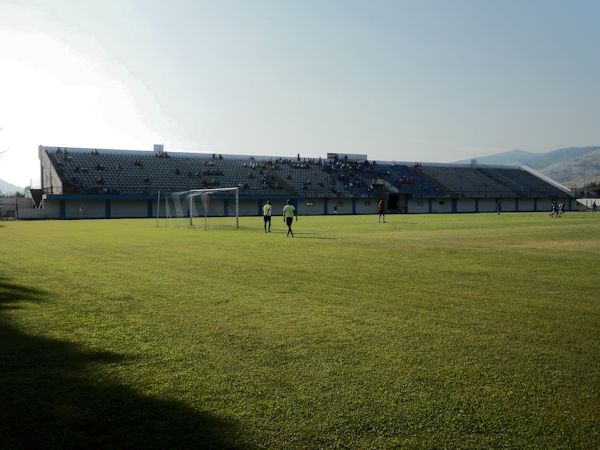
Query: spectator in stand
263 200 272 233
378 199 386 223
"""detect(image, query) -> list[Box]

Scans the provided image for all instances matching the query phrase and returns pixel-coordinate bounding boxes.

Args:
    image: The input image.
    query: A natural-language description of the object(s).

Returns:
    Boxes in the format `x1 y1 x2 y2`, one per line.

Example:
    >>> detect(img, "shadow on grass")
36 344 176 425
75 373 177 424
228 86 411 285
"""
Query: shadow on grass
292 232 337 240
0 276 247 449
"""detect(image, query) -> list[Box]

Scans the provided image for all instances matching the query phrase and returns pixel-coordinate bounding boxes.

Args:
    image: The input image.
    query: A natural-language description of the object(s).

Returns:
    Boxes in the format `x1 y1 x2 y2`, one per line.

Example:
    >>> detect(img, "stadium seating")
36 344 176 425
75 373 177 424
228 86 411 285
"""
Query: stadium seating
418 166 517 198
478 168 567 198
45 147 570 201
48 149 288 196
376 164 449 198
323 160 376 197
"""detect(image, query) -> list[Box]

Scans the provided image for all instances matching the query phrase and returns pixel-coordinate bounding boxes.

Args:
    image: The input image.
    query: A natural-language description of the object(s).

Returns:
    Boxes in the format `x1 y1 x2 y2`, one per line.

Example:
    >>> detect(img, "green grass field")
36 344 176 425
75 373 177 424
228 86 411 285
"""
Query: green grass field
1 213 599 449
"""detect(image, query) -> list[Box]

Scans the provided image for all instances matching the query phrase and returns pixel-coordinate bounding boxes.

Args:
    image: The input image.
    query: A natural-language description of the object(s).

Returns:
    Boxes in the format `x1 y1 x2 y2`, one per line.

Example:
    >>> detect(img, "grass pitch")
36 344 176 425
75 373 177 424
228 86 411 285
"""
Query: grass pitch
1 213 599 448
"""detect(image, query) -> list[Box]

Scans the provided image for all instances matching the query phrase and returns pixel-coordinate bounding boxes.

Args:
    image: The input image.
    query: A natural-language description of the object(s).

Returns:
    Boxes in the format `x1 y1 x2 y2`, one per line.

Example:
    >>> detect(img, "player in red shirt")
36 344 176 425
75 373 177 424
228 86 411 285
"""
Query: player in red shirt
377 199 386 223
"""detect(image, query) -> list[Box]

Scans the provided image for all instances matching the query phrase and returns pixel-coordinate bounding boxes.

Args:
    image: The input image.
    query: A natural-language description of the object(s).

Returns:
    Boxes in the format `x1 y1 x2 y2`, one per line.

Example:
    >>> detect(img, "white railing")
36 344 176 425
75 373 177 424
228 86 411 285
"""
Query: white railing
520 165 572 195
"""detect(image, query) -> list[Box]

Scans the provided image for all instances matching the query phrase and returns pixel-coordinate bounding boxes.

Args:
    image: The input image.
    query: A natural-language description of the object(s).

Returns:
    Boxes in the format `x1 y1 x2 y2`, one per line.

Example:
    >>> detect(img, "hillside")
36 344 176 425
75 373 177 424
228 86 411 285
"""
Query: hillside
456 146 600 187
0 179 23 195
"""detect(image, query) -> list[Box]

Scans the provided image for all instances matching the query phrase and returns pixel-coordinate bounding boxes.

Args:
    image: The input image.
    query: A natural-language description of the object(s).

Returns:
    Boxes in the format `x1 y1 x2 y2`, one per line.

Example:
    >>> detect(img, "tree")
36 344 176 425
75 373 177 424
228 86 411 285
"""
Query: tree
584 182 600 196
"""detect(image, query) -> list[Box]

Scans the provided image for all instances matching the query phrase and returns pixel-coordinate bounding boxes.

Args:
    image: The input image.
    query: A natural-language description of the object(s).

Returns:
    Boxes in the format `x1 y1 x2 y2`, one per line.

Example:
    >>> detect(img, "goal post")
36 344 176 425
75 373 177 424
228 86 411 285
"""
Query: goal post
163 187 240 230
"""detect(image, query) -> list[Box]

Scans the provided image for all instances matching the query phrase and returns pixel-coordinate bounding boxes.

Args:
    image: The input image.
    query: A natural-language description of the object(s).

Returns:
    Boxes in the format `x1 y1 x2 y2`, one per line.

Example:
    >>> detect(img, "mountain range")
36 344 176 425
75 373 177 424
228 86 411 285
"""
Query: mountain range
0 179 23 195
456 146 600 187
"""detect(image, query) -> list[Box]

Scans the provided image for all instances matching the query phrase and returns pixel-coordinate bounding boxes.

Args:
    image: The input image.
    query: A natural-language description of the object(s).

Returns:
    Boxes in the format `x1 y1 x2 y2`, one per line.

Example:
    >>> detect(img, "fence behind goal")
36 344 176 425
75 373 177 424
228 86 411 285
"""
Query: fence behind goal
162 188 239 230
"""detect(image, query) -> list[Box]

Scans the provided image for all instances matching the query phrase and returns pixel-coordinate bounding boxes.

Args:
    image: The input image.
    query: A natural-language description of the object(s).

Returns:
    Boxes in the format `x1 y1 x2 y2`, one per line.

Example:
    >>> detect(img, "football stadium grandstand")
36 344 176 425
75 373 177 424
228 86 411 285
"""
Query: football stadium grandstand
34 145 577 219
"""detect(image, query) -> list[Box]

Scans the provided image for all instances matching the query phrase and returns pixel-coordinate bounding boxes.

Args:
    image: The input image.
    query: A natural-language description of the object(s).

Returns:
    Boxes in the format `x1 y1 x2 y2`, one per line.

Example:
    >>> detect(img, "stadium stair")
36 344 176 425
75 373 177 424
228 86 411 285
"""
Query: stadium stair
264 167 297 195
412 167 454 197
376 178 400 194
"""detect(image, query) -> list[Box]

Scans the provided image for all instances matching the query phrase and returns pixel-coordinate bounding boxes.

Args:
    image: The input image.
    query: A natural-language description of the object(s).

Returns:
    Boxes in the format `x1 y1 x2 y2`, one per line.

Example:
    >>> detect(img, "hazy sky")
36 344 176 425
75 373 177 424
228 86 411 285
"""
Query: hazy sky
1 0 599 187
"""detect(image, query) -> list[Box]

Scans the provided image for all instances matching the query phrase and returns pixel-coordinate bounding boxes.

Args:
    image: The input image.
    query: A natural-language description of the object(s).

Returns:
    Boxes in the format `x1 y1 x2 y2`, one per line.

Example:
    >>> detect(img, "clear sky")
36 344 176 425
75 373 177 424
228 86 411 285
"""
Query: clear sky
0 0 598 187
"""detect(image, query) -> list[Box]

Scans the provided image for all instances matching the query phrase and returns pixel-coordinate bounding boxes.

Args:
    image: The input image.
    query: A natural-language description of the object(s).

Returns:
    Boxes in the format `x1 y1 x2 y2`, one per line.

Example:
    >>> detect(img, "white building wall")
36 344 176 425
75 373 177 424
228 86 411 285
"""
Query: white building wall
536 198 554 212
213 199 226 216
478 199 497 213
323 199 337 214
572 199 590 211
299 198 325 215
457 199 476 213
408 199 429 213
36 200 60 218
500 199 517 212
111 200 148 218
518 199 535 211
18 208 52 219
329 198 353 214
39 146 64 195
353 199 373 214
430 199 452 213
195 198 225 217
269 200 287 216
239 200 260 216
37 195 578 219
71 200 105 219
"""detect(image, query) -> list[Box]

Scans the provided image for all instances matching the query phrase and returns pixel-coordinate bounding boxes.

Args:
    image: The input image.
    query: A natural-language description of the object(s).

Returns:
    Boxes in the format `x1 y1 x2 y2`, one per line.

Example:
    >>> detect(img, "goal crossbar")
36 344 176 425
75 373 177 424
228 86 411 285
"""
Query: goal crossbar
163 187 239 230
187 187 240 197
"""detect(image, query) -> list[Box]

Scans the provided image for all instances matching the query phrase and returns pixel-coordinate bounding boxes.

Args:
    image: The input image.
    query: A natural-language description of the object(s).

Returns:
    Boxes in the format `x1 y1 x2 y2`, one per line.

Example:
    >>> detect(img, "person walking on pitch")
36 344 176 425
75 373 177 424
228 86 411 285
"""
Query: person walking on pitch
283 200 297 237
263 200 272 232
549 200 558 217
377 199 386 223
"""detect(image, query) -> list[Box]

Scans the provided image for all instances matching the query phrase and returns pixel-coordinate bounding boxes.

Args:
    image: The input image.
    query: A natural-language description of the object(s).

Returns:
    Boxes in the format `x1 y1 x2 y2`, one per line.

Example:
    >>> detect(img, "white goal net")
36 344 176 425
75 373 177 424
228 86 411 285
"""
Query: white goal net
162 188 239 230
